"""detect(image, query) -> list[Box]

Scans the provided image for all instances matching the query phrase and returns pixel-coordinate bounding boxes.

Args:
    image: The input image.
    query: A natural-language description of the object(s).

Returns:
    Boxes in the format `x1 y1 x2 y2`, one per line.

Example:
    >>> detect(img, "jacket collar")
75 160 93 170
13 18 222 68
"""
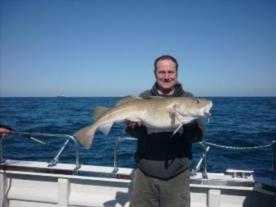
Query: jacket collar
150 82 185 97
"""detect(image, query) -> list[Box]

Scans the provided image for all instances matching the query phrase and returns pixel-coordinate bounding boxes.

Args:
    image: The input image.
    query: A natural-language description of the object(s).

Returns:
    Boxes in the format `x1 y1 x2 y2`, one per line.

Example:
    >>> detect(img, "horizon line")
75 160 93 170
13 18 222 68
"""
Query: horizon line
1 96 276 98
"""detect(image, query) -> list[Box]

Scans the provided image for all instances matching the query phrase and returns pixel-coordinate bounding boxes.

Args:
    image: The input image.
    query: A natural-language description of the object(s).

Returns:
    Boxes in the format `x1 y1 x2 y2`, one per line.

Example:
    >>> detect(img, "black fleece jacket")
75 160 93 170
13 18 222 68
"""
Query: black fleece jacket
126 82 204 179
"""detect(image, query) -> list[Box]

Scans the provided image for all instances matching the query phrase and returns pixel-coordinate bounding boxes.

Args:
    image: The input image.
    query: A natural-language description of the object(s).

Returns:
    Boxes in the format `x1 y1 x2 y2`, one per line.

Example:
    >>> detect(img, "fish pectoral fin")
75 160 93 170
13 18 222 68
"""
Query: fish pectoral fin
176 114 196 125
98 123 113 136
170 107 185 122
170 110 187 137
169 111 176 125
173 108 195 123
168 103 178 125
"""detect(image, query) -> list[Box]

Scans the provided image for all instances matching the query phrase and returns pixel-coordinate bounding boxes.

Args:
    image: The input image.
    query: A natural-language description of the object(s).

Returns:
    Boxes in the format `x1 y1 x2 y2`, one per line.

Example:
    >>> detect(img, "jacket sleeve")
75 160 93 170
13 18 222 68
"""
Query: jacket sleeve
181 119 204 143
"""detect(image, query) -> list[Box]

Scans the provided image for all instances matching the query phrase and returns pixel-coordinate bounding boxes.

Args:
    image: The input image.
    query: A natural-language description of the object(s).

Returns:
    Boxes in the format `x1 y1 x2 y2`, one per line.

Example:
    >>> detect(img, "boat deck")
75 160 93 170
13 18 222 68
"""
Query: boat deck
1 159 275 207
1 133 275 206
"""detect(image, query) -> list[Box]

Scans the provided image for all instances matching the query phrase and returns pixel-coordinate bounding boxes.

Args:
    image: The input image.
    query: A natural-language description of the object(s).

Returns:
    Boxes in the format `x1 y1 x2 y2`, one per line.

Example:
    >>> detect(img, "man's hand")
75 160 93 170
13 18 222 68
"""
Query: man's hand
125 120 142 128
0 127 10 138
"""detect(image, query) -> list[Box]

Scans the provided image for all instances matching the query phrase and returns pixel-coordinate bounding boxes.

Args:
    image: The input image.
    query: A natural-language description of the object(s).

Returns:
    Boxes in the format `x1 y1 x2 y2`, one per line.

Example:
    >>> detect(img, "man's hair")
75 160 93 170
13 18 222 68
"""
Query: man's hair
154 55 179 73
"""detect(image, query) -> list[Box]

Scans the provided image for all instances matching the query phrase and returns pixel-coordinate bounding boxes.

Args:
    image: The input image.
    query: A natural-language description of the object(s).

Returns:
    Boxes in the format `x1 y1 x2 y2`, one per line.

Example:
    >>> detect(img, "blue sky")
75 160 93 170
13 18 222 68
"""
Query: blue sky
1 0 275 97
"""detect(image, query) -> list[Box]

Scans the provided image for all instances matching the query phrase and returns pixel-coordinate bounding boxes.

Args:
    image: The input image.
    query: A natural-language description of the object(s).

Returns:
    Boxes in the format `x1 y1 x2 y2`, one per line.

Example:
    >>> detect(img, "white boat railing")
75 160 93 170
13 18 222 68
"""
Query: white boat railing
0 131 80 171
1 131 275 179
112 137 276 178
203 140 276 174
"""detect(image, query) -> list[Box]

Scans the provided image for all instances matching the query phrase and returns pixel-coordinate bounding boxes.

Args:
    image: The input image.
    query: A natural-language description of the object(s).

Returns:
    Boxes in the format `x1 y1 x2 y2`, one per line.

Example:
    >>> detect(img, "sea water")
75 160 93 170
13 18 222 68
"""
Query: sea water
1 97 275 172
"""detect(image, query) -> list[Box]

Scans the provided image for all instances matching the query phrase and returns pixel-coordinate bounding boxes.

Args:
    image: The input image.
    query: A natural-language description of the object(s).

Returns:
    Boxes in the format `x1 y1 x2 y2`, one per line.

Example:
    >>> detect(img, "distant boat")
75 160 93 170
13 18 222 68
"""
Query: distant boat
56 95 66 98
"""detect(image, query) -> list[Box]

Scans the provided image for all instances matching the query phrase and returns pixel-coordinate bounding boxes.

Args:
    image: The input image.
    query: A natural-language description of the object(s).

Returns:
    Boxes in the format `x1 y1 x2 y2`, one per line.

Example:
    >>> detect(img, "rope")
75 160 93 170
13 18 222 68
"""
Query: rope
202 140 275 150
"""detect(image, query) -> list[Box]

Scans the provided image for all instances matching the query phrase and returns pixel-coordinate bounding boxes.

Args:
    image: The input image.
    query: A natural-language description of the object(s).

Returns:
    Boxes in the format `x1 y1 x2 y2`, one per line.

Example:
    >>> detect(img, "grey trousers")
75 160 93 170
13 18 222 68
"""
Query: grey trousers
130 169 190 207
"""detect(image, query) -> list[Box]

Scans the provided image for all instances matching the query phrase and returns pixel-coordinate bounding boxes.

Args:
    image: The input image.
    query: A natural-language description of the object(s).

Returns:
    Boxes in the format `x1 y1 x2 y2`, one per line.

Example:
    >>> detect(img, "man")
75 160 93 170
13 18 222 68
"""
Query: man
126 55 203 207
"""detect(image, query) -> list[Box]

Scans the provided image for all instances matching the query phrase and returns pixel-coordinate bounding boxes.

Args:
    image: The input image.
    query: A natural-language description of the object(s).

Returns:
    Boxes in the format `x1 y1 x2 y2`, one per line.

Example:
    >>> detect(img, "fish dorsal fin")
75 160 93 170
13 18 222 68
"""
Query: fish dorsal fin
93 106 110 121
116 96 142 106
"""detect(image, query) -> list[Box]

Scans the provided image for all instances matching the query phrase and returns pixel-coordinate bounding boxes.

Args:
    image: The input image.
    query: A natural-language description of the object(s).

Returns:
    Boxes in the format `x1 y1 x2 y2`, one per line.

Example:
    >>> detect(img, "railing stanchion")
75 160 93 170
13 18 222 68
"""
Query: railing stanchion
272 140 276 174
202 146 210 179
0 139 3 163
113 138 119 173
113 137 137 173
48 139 70 167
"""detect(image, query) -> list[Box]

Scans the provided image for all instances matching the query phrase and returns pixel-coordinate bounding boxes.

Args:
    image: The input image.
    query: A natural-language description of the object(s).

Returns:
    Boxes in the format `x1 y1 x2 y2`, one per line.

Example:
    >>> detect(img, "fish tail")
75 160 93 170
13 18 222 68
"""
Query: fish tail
73 125 97 149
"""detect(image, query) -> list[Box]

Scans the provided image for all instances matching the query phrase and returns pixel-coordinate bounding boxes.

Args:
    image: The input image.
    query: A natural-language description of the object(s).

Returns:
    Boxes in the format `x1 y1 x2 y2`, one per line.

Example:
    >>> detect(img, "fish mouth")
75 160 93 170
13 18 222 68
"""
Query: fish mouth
202 102 213 117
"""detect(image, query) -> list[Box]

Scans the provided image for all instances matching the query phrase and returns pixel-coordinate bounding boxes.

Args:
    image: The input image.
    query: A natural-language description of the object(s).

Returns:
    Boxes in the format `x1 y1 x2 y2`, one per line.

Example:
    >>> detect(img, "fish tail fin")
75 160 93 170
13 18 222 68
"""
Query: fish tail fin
94 107 110 121
73 125 97 149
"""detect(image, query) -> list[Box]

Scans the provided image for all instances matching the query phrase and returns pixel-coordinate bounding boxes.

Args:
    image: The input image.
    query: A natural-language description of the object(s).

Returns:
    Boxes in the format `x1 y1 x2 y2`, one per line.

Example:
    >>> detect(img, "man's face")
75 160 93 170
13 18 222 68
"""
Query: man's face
155 59 177 92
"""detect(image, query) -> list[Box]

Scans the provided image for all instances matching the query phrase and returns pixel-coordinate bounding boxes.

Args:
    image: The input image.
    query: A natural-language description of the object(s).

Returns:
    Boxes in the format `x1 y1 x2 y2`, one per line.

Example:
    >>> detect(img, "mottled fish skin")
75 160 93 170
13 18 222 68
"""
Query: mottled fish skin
74 96 213 149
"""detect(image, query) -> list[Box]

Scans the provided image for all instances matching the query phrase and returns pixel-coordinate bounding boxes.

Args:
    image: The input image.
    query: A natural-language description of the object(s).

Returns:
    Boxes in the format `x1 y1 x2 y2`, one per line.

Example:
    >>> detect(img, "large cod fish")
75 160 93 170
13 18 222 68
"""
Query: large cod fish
74 96 213 149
